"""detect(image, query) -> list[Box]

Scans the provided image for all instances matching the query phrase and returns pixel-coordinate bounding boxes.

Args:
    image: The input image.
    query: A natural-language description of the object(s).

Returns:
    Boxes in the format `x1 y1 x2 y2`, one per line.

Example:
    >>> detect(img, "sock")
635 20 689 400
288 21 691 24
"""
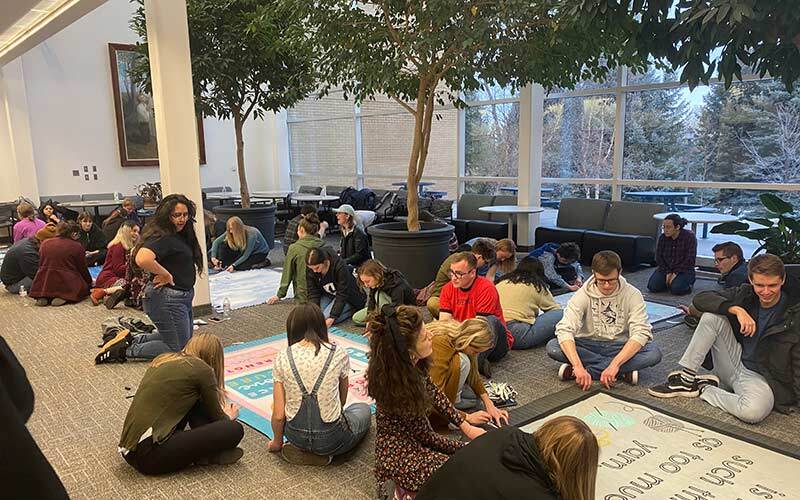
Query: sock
680 368 696 385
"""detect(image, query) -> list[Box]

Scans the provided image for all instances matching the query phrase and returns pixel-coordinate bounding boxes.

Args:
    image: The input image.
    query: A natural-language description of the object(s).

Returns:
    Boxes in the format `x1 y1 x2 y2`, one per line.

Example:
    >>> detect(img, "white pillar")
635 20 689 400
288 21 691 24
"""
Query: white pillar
517 84 545 247
611 68 627 201
143 0 209 307
0 59 40 203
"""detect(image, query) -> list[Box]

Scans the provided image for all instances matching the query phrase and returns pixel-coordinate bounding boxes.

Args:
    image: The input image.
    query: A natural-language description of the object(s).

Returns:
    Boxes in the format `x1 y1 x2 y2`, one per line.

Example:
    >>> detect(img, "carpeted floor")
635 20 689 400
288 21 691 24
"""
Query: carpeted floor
3 252 799 499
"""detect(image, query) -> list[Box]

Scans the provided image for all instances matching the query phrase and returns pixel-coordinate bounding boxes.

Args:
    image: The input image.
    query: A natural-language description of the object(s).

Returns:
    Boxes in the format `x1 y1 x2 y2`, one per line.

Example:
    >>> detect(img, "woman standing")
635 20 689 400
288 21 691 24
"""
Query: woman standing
267 214 323 305
495 257 563 349
426 319 509 426
209 216 270 272
90 221 140 306
29 221 92 306
305 247 366 327
77 212 109 266
333 204 370 267
96 194 204 363
417 416 599 500
268 304 371 465
352 260 415 326
118 334 244 475
367 305 485 494
12 202 45 243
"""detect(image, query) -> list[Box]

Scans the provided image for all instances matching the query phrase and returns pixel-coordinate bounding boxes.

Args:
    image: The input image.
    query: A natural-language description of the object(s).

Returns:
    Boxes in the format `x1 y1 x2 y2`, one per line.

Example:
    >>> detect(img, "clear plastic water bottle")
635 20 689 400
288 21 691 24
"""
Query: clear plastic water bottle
19 285 28 305
222 297 231 319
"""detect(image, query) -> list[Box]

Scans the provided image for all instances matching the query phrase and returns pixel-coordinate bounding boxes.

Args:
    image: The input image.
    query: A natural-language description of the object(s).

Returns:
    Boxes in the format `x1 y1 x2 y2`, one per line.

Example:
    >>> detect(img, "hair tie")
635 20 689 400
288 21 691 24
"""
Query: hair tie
381 305 408 357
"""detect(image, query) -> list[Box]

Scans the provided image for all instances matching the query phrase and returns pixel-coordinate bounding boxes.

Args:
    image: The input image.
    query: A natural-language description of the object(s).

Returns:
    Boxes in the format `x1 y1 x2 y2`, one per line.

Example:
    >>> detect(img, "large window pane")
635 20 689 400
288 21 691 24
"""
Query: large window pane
464 81 518 102
289 118 356 185
287 90 354 122
550 65 618 94
465 102 519 178
543 96 616 179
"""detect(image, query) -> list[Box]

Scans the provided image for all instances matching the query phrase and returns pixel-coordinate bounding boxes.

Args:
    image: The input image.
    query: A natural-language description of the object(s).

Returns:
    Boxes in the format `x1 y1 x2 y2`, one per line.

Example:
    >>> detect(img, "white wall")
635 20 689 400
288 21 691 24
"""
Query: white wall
3 0 290 200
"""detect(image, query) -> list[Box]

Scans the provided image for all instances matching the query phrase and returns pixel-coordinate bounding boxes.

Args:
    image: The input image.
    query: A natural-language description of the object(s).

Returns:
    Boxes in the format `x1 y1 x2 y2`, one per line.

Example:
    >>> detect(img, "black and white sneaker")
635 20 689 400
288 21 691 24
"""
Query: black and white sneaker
558 363 575 381
95 329 130 364
648 371 719 398
99 328 132 347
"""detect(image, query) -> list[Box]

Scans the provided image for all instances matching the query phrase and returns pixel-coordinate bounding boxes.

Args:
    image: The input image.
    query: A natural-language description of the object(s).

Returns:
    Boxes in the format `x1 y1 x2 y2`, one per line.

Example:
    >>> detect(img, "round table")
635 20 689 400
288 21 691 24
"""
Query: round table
478 205 544 243
61 200 120 217
251 190 294 199
653 211 739 239
291 194 340 204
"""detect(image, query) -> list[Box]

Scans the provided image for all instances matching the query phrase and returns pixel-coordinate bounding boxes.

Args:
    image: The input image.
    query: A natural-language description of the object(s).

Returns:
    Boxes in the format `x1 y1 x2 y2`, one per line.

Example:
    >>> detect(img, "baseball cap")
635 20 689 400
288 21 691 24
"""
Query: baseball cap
333 204 356 219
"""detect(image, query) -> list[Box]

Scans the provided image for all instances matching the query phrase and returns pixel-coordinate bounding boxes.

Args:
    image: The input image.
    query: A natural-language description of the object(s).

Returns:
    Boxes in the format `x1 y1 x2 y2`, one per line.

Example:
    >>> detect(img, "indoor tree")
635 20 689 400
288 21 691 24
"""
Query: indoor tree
131 0 316 208
300 0 647 231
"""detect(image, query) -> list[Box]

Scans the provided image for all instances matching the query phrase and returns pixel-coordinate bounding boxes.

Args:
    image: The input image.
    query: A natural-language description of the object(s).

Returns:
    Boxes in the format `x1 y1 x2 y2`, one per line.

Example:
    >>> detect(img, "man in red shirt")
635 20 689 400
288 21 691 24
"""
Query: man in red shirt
439 252 511 374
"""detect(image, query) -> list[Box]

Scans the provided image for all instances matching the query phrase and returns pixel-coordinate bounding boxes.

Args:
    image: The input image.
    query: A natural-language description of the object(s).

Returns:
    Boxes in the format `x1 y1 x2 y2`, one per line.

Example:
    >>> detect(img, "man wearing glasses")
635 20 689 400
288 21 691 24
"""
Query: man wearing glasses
681 241 747 328
546 250 662 389
439 252 511 375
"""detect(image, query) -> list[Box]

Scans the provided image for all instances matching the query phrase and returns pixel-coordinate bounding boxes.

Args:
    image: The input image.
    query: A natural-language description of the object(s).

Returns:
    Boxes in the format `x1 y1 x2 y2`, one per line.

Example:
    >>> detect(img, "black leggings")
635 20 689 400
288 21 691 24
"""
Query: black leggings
478 315 510 363
218 244 269 271
124 403 244 475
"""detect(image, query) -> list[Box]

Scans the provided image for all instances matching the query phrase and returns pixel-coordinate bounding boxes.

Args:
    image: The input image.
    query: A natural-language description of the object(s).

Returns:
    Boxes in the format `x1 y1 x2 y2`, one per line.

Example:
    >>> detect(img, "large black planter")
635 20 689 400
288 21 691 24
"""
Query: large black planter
212 204 276 249
368 221 454 288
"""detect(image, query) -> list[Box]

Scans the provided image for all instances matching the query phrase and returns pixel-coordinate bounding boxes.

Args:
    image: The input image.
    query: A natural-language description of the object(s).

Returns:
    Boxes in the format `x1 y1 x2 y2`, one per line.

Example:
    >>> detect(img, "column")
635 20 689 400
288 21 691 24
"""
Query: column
143 0 209 307
0 59 40 203
516 83 545 247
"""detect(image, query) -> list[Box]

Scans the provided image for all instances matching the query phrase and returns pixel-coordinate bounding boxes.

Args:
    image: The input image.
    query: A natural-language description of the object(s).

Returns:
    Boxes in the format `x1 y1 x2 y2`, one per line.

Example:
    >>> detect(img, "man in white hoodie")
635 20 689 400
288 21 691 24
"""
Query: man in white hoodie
546 250 662 389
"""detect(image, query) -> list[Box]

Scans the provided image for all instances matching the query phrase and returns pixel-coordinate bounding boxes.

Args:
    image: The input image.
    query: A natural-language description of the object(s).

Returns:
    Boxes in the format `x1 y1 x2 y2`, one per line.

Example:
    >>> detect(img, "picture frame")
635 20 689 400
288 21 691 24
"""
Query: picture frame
108 43 206 167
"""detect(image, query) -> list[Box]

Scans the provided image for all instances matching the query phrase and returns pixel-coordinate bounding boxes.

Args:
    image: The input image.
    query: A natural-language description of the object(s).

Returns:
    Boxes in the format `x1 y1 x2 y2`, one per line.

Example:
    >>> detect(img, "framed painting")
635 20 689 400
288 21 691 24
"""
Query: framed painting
108 43 206 167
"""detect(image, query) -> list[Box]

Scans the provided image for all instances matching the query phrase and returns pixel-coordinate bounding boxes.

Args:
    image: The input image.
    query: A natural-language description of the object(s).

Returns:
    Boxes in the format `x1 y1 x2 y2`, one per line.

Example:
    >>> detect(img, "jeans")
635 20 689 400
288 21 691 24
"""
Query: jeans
285 403 372 456
508 309 564 350
454 352 479 410
5 276 33 295
647 268 696 295
352 290 392 326
679 313 774 424
477 315 510 364
128 284 194 359
546 337 662 379
124 402 244 475
319 293 353 325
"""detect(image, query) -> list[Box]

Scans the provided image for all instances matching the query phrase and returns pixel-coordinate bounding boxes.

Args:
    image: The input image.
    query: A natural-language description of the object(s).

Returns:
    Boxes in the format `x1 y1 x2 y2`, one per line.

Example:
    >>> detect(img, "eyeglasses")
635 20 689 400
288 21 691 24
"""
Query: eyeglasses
714 256 732 264
448 268 474 279
594 277 619 286
170 212 190 220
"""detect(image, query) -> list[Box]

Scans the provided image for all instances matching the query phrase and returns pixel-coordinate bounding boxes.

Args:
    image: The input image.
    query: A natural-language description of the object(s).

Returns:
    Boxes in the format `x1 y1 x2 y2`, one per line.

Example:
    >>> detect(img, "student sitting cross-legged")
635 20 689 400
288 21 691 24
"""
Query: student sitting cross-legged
209 216 271 273
417 415 599 500
267 304 371 465
529 241 584 291
306 247 366 326
648 213 697 295
118 334 244 475
267 214 323 305
367 305 485 495
546 250 662 389
650 254 800 423
352 259 415 327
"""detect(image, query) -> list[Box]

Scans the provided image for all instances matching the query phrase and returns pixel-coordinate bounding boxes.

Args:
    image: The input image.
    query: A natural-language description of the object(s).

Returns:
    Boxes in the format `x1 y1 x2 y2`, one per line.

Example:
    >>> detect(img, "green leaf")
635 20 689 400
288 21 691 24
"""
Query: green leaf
710 220 749 234
760 193 793 214
744 217 774 228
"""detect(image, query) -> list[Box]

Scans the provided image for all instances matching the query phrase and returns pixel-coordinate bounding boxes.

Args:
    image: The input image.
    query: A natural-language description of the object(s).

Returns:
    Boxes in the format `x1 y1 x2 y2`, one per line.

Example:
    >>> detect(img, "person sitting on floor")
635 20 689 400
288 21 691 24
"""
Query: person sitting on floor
426 240 496 319
12 202 45 243
529 241 584 291
38 202 62 224
367 305 485 495
77 212 108 266
649 253 800 423
496 256 564 350
209 216 271 273
282 204 328 256
103 197 142 227
547 250 662 389
426 318 509 427
439 252 512 375
417 415 598 500
352 259 415 326
118 333 244 475
305 247 366 326
1 224 57 294
267 304 371 465
268 214 324 306
333 204 371 268
29 221 92 307
681 241 748 328
648 213 697 295
463 237 517 282
90 221 140 307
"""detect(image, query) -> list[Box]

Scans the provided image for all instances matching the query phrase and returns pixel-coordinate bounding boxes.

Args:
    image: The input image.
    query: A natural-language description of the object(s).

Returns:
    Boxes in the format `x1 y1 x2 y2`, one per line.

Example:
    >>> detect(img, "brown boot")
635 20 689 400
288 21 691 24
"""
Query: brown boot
90 288 105 306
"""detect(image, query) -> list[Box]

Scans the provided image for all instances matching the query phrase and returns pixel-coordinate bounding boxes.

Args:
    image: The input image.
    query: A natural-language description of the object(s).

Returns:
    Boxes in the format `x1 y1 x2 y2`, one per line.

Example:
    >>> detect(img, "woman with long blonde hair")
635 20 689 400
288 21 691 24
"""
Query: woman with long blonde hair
91 221 140 306
209 216 271 273
118 333 244 475
418 415 599 500
427 318 509 428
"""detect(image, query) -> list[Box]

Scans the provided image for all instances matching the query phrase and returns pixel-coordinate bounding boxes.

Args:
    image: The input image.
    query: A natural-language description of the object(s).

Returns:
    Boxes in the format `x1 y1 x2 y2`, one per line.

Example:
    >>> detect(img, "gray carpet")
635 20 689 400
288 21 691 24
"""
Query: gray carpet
2 263 799 499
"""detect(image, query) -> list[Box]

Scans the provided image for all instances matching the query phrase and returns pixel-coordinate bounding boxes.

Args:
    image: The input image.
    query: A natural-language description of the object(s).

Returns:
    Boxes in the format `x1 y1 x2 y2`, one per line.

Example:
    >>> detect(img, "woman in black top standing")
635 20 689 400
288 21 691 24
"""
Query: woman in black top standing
96 194 204 363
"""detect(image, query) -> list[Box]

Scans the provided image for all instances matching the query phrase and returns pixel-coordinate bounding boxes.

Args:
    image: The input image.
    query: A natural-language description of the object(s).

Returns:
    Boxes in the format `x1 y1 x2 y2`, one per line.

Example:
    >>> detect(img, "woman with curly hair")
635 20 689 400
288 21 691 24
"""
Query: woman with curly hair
366 305 485 494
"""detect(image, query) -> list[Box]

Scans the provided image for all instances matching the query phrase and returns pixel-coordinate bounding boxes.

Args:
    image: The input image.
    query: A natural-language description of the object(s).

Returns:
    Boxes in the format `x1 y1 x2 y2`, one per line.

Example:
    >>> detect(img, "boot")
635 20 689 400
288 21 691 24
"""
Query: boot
105 289 128 310
90 288 105 306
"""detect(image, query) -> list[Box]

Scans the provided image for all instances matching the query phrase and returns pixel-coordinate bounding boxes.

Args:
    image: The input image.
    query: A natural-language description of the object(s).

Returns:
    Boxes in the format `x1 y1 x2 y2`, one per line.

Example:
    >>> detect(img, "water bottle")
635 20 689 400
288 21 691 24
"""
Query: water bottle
222 297 231 319
19 285 28 305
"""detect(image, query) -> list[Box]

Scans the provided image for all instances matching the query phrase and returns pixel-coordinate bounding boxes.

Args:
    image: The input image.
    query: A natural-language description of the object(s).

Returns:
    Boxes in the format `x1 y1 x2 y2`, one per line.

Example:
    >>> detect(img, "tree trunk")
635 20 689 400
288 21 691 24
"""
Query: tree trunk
234 115 250 209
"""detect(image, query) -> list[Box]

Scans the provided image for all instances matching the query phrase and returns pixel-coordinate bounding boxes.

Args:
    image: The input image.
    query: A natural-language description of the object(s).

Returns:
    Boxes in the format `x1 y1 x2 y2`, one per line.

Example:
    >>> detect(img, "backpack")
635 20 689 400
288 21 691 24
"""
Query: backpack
339 187 358 206
528 242 560 259
349 189 376 210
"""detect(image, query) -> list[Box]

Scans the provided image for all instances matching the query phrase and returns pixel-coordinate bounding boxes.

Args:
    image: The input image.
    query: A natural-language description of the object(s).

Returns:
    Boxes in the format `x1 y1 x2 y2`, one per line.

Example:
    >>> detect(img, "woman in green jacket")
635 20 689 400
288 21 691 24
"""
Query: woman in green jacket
118 333 244 475
267 213 323 305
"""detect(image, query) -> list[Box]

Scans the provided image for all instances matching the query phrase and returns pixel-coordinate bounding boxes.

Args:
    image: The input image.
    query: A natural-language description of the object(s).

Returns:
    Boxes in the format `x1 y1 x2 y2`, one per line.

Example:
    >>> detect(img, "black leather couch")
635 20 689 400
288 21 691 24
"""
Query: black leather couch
451 194 518 243
535 198 665 269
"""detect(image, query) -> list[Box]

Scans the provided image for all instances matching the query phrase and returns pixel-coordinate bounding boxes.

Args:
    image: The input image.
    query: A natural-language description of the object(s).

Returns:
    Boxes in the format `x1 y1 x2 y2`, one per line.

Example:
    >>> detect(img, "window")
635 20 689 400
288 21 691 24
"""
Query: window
465 102 520 178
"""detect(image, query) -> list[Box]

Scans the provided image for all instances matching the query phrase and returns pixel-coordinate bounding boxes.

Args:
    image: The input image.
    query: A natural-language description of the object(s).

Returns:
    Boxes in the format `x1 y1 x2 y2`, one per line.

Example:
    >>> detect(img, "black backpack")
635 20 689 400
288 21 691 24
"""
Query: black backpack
350 189 376 210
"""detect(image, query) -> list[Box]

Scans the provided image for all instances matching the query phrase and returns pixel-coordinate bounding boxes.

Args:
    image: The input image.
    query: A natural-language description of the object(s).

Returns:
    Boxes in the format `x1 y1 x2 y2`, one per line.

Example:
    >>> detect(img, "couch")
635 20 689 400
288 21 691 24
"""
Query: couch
534 198 665 269
451 193 518 243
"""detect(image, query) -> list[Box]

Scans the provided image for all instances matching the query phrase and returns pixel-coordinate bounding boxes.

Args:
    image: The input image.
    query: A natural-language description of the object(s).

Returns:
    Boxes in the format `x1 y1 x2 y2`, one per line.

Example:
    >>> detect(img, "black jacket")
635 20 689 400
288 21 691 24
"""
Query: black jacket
366 268 415 312
340 226 370 267
0 238 39 286
77 223 108 260
417 426 560 500
693 278 800 412
307 249 366 320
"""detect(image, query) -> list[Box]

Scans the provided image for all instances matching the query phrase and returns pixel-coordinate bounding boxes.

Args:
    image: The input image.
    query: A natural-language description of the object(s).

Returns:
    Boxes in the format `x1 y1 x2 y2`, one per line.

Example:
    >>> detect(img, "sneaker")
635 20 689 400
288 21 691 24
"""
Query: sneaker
648 371 705 398
618 370 638 385
558 363 575 381
197 447 244 466
105 289 127 310
683 316 699 329
51 298 66 306
35 298 49 307
94 329 130 364
280 443 332 466
484 381 518 408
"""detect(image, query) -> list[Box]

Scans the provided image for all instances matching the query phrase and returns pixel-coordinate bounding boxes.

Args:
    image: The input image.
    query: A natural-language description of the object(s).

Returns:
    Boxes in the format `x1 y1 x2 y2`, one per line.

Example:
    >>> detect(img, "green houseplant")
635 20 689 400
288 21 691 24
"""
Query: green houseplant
711 193 800 263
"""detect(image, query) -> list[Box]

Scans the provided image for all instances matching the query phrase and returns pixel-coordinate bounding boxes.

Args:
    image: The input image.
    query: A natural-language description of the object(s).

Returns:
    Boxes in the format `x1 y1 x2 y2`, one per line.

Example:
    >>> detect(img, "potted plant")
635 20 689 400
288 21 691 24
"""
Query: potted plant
135 182 162 208
131 0 316 245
